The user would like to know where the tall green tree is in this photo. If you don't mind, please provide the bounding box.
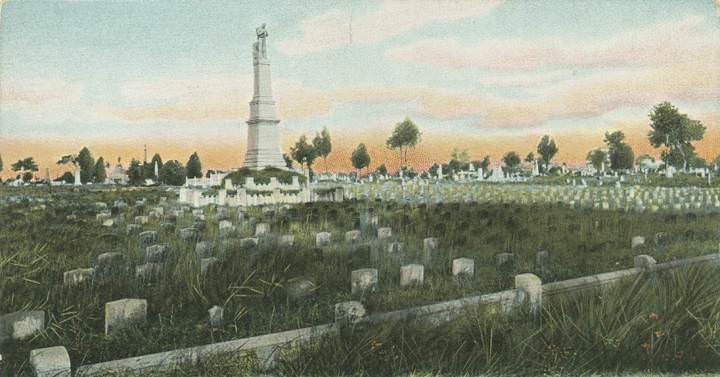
[127,159,143,185]
[524,152,535,163]
[375,164,387,176]
[604,131,634,170]
[386,117,421,167]
[586,149,608,173]
[11,157,38,182]
[648,102,705,171]
[502,151,521,173]
[160,160,186,185]
[93,157,107,183]
[77,147,95,184]
[290,135,317,171]
[351,143,371,178]
[186,152,202,178]
[313,127,332,170]
[472,156,491,172]
[536,135,558,172]
[0,153,3,172]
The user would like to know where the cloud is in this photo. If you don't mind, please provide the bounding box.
[386,15,718,70]
[0,78,84,107]
[98,75,334,123]
[277,0,502,55]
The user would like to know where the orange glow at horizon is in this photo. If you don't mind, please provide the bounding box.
[1,118,718,180]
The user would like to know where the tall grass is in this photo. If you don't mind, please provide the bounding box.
[1,186,718,375]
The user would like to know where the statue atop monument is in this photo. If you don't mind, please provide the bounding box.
[254,23,268,59]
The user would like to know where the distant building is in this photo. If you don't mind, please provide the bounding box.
[106,158,129,185]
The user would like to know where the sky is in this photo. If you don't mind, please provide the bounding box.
[0,0,718,178]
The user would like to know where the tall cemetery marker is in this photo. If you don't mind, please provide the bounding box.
[243,24,286,169]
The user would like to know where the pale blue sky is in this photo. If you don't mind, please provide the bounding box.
[0,0,718,172]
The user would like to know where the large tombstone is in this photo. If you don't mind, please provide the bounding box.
[63,268,94,286]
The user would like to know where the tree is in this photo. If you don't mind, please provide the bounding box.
[160,160,186,186]
[586,149,608,172]
[313,127,332,170]
[77,147,95,184]
[474,156,491,172]
[11,157,38,182]
[0,154,3,172]
[351,143,371,177]
[127,159,143,185]
[648,102,705,171]
[290,135,317,171]
[524,152,535,163]
[93,157,107,183]
[604,131,634,170]
[375,164,387,176]
[59,171,74,184]
[502,151,521,173]
[386,117,421,167]
[186,152,202,178]
[536,135,558,172]
[283,153,293,169]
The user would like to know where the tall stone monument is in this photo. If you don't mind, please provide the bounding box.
[243,24,286,170]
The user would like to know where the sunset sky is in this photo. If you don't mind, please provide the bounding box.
[1,0,718,178]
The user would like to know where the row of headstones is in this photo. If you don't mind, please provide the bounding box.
[350,256,475,294]
[20,248,672,376]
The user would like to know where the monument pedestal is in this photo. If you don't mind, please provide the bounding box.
[243,26,285,170]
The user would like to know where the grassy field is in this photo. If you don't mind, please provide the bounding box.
[1,186,719,375]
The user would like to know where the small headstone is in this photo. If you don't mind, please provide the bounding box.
[255,222,271,237]
[345,230,362,244]
[208,305,224,327]
[138,231,158,250]
[134,215,149,225]
[400,264,424,287]
[316,232,332,247]
[96,252,124,272]
[0,310,45,343]
[631,236,645,249]
[285,278,317,299]
[29,346,71,377]
[377,227,392,242]
[240,237,259,249]
[351,268,378,295]
[135,262,161,280]
[200,257,219,274]
[105,298,147,335]
[145,244,169,263]
[452,258,474,277]
[126,224,142,235]
[423,237,439,265]
[179,227,197,241]
[195,241,215,258]
[536,251,549,273]
[387,241,404,254]
[496,253,514,266]
[515,273,542,313]
[63,268,94,286]
[634,254,657,269]
[279,234,295,247]
[218,220,233,230]
[334,301,366,325]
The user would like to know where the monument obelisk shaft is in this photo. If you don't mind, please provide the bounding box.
[243,24,286,170]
